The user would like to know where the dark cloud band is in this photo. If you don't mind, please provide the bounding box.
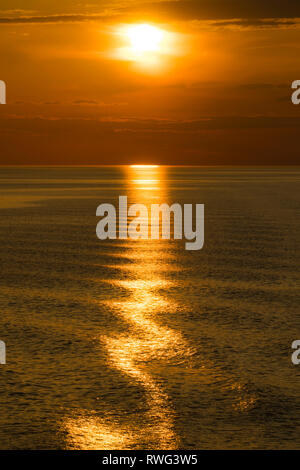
[1,0,300,23]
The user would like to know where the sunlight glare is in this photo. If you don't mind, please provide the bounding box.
[130,165,159,168]
[127,24,163,53]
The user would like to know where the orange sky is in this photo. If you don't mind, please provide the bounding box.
[0,1,300,164]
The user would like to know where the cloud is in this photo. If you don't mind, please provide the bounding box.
[207,18,300,30]
[0,115,299,165]
[238,83,288,90]
[1,115,300,132]
[0,14,114,24]
[129,0,300,21]
[1,1,300,24]
[73,100,100,105]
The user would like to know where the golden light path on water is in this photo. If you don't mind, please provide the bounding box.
[63,166,195,449]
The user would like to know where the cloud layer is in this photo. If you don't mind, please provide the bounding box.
[1,0,300,23]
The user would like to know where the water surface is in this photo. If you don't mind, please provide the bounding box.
[0,166,300,449]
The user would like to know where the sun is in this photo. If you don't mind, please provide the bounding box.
[130,165,159,168]
[126,24,164,53]
[113,23,175,68]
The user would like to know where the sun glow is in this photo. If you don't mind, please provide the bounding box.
[130,165,159,168]
[127,24,163,53]
[113,23,173,67]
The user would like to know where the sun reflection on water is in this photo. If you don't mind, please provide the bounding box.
[63,165,193,449]
[99,166,187,448]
